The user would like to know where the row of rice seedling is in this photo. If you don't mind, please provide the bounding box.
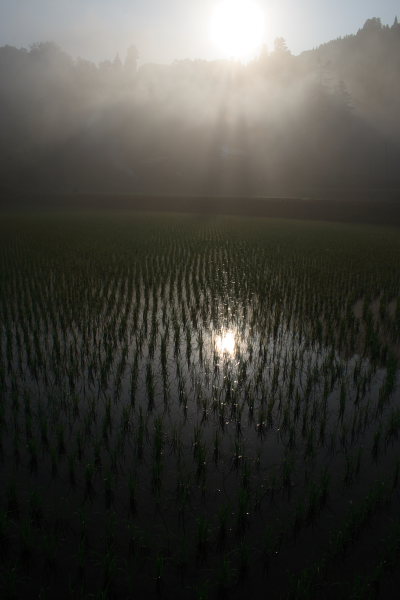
[0,214,399,598]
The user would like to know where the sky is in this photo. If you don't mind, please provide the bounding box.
[0,0,399,64]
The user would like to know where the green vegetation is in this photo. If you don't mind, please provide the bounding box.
[0,213,399,599]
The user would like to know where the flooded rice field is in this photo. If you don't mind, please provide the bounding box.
[0,213,399,599]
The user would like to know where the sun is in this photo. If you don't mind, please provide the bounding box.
[210,0,265,60]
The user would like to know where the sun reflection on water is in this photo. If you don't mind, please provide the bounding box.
[215,330,236,356]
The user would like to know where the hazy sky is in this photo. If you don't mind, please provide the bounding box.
[0,0,398,64]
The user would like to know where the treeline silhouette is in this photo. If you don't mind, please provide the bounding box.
[0,17,399,199]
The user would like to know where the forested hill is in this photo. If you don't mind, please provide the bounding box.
[0,17,399,199]
[300,18,400,139]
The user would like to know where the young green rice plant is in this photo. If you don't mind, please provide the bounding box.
[385,408,400,446]
[104,511,116,554]
[241,458,251,491]
[12,427,20,467]
[200,396,209,423]
[28,437,38,472]
[50,444,58,478]
[236,489,250,536]
[0,564,19,600]
[350,519,400,600]
[85,462,95,498]
[104,471,114,508]
[304,428,315,460]
[320,468,330,507]
[129,473,137,515]
[355,448,362,478]
[233,439,243,470]
[292,499,305,539]
[197,515,209,559]
[238,541,250,579]
[305,483,321,524]
[195,441,207,481]
[104,398,112,431]
[93,438,102,470]
[152,458,163,497]
[71,394,80,421]
[127,520,142,559]
[176,474,191,521]
[289,561,321,600]
[256,407,267,438]
[339,381,349,420]
[146,362,155,412]
[217,504,230,548]
[109,442,119,474]
[153,416,164,462]
[84,411,93,438]
[392,459,400,490]
[261,526,280,572]
[217,556,236,596]
[57,422,66,456]
[76,430,84,462]
[194,582,210,600]
[136,409,145,460]
[0,509,10,554]
[6,479,18,518]
[1,210,400,598]
[155,551,167,593]
[39,411,49,450]
[67,451,76,488]
[174,533,189,575]
[340,422,348,451]
[101,549,117,594]
[121,404,132,434]
[129,356,139,408]
[41,531,58,574]
[29,489,43,528]
[19,518,34,563]
[281,454,295,494]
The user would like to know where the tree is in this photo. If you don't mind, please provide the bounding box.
[125,45,139,74]
[259,44,269,61]
[29,42,72,71]
[361,18,382,33]
[113,54,122,70]
[273,37,291,55]
[334,80,353,112]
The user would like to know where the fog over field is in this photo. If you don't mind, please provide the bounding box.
[1,4,400,600]
[1,17,400,198]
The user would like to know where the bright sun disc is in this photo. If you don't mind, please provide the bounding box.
[210,0,265,60]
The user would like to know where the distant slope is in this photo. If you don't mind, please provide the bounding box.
[0,18,399,198]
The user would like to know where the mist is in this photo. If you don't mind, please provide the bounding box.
[0,17,399,200]
[2,7,400,600]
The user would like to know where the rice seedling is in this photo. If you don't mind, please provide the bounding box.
[6,480,18,518]
[217,556,236,595]
[19,518,34,563]
[29,490,43,527]
[0,565,19,600]
[0,213,399,598]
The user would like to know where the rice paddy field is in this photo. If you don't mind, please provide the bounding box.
[0,212,399,599]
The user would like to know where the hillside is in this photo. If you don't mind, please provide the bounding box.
[0,17,399,199]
